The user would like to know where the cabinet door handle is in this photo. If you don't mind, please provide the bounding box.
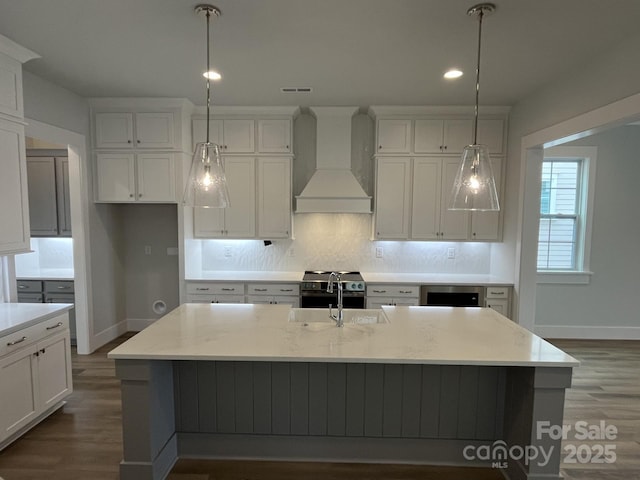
[280,289,293,292]
[18,285,27,289]
[373,289,387,293]
[221,288,235,292]
[196,287,210,291]
[46,322,64,330]
[443,145,447,150]
[399,290,413,294]
[57,286,71,290]
[254,288,268,292]
[7,336,27,346]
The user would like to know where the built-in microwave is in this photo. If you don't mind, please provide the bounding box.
[419,285,485,307]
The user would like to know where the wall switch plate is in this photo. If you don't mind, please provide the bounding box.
[144,245,152,255]
[375,246,383,258]
[288,247,295,257]
[224,245,232,257]
[447,247,455,259]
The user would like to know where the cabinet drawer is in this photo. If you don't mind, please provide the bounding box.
[18,293,44,303]
[247,283,299,296]
[0,315,68,358]
[186,282,244,295]
[44,280,74,294]
[485,287,509,298]
[366,285,419,298]
[186,294,245,304]
[17,280,43,293]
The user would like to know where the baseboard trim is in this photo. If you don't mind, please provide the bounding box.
[127,318,156,332]
[535,325,640,340]
[92,319,129,349]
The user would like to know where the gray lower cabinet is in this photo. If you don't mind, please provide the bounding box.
[17,279,76,342]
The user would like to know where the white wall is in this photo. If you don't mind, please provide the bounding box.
[501,30,640,331]
[536,126,640,330]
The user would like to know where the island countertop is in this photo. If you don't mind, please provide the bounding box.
[108,304,578,367]
[0,303,74,337]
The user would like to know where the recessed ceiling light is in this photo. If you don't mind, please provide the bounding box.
[203,70,222,80]
[444,69,463,79]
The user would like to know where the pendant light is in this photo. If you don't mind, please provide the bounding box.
[183,4,230,208]
[449,3,499,212]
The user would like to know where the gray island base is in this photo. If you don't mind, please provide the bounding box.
[109,304,577,480]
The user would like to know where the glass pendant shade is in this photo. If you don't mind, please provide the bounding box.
[183,142,230,208]
[449,144,499,211]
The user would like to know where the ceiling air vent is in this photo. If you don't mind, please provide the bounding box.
[280,87,313,93]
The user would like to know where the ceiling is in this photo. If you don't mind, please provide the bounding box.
[1,0,639,107]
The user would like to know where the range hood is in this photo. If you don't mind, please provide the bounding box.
[295,106,372,213]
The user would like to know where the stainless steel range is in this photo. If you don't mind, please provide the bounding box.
[300,271,365,309]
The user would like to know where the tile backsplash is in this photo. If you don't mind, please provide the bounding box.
[15,237,74,273]
[186,214,491,275]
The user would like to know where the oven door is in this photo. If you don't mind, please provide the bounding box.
[300,293,365,309]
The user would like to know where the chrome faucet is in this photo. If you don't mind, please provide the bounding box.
[327,272,344,327]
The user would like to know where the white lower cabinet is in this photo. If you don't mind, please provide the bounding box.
[247,283,300,307]
[485,286,511,319]
[366,284,420,308]
[96,152,176,202]
[185,282,245,303]
[0,315,72,446]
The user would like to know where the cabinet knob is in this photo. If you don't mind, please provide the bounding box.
[129,194,134,198]
[127,140,132,144]
[444,145,447,150]
[139,193,143,198]
[137,139,141,144]
[286,145,289,149]
[378,145,382,149]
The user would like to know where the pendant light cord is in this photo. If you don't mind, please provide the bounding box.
[205,9,211,145]
[472,8,484,146]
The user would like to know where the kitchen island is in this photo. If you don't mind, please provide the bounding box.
[109,304,577,480]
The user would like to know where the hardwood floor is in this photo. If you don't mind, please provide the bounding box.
[0,335,637,479]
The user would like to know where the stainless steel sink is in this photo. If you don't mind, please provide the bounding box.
[288,308,389,325]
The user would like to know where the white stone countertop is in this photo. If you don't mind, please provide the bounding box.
[186,271,304,282]
[361,273,513,285]
[0,303,73,337]
[108,304,577,367]
[16,268,75,280]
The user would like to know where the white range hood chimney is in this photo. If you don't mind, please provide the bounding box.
[295,106,372,213]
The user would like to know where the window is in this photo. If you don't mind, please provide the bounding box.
[537,147,596,283]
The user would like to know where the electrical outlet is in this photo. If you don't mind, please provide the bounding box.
[288,247,295,257]
[447,247,455,259]
[224,245,232,257]
[375,246,383,258]
[144,245,152,255]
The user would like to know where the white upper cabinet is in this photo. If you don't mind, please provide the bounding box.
[0,40,38,255]
[194,157,256,238]
[258,119,291,153]
[374,158,412,239]
[439,158,470,240]
[0,119,30,254]
[95,112,175,149]
[96,153,176,203]
[257,157,291,238]
[477,118,505,154]
[414,119,473,154]
[470,157,503,241]
[410,158,441,240]
[192,118,255,153]
[376,119,412,154]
